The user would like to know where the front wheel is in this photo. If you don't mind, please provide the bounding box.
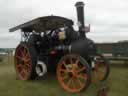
[57,54,91,93]
[92,54,110,82]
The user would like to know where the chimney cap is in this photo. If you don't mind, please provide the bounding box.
[75,1,84,7]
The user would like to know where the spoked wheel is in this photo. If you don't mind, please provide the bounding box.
[15,42,37,80]
[57,54,91,93]
[92,54,110,82]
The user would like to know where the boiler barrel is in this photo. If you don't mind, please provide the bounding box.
[70,38,97,57]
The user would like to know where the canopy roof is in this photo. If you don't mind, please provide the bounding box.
[9,16,73,32]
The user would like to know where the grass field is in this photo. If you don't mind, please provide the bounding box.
[0,57,128,96]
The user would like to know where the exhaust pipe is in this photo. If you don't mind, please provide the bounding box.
[75,1,85,38]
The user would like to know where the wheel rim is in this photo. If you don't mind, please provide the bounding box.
[15,45,31,80]
[57,55,88,93]
[93,55,108,81]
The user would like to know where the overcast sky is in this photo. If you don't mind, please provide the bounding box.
[0,0,128,48]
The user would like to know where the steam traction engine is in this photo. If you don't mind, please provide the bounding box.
[9,2,109,93]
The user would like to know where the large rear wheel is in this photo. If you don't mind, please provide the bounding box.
[57,54,91,93]
[15,42,37,80]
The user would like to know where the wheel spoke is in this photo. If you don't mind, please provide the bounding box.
[95,63,106,77]
[24,58,30,62]
[62,75,69,80]
[25,67,30,73]
[72,78,79,89]
[62,61,71,72]
[24,52,30,60]
[17,64,22,68]
[23,48,27,57]
[20,69,25,77]
[60,69,67,73]
[71,79,77,89]
[20,49,24,57]
[97,69,106,73]
[67,78,73,87]
[62,61,67,68]
[97,69,105,75]
[97,73,104,80]
[24,63,30,69]
[16,56,22,60]
[76,78,83,88]
[98,63,105,68]
[77,74,88,80]
[78,66,86,72]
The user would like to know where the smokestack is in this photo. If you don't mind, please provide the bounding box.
[75,1,86,38]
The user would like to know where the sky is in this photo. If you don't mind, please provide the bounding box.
[0,0,128,48]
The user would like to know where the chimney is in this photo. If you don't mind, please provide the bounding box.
[75,1,86,38]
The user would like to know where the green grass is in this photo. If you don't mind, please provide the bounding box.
[0,60,128,96]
